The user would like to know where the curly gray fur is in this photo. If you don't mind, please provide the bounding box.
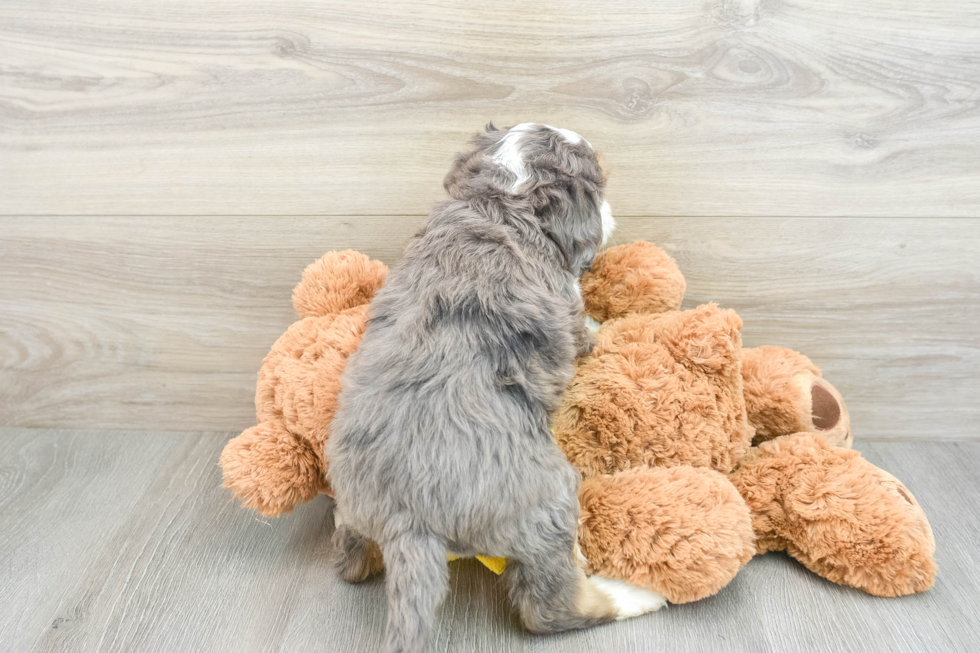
[328,123,616,653]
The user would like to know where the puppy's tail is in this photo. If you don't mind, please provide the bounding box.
[381,530,449,653]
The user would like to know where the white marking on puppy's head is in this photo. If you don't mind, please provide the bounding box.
[542,124,589,147]
[600,200,616,246]
[490,123,592,193]
[490,123,536,193]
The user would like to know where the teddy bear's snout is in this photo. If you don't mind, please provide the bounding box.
[811,382,841,431]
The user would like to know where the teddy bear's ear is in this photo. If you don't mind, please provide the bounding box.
[292,251,388,318]
[579,242,686,323]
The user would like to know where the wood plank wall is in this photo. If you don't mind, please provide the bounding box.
[1,1,978,439]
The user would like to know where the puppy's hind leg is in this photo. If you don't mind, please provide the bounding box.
[332,525,384,584]
[380,530,449,653]
[505,539,618,634]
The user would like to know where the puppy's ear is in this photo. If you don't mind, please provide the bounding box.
[443,130,507,200]
[533,182,602,277]
[443,147,484,199]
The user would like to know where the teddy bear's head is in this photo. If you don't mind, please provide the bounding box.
[563,241,854,482]
[560,242,754,477]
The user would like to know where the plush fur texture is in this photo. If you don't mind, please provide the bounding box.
[555,303,753,478]
[556,241,936,600]
[219,251,387,516]
[328,124,617,653]
[730,433,936,597]
[742,346,853,448]
[579,465,755,604]
[221,236,936,633]
[580,240,686,321]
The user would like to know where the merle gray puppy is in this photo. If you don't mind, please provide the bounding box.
[327,123,621,653]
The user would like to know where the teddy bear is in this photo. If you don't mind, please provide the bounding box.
[219,248,757,596]
[558,242,937,600]
[219,243,936,606]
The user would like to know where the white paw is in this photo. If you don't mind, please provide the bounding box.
[591,576,667,620]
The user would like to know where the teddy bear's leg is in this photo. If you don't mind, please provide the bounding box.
[578,465,755,604]
[219,421,326,517]
[730,433,936,597]
[741,346,852,448]
[331,524,384,583]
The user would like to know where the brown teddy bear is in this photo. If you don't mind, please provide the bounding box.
[560,242,937,601]
[219,248,756,600]
[220,243,935,607]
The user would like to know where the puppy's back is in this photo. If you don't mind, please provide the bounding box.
[328,200,578,532]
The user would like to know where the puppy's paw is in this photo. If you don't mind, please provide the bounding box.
[332,527,384,584]
[590,576,667,620]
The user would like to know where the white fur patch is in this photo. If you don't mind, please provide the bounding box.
[600,201,616,246]
[491,123,536,192]
[492,123,593,193]
[574,281,602,334]
[590,576,667,620]
[584,316,602,335]
[542,124,587,146]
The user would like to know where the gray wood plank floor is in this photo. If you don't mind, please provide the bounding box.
[1,429,977,652]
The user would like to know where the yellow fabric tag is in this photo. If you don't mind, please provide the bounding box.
[446,553,507,575]
[475,555,507,575]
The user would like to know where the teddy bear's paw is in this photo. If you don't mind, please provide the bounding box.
[791,463,937,597]
[580,242,686,322]
[219,422,325,517]
[807,378,852,448]
[733,434,937,596]
[590,576,667,620]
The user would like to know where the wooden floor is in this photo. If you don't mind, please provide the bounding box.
[1,429,977,653]
[2,2,979,651]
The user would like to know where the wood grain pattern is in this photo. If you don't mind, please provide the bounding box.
[1,216,977,440]
[1,0,979,216]
[0,429,977,652]
[615,217,980,443]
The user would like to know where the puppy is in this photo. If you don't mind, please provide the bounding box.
[328,123,623,653]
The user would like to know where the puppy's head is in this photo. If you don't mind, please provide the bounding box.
[444,123,615,276]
